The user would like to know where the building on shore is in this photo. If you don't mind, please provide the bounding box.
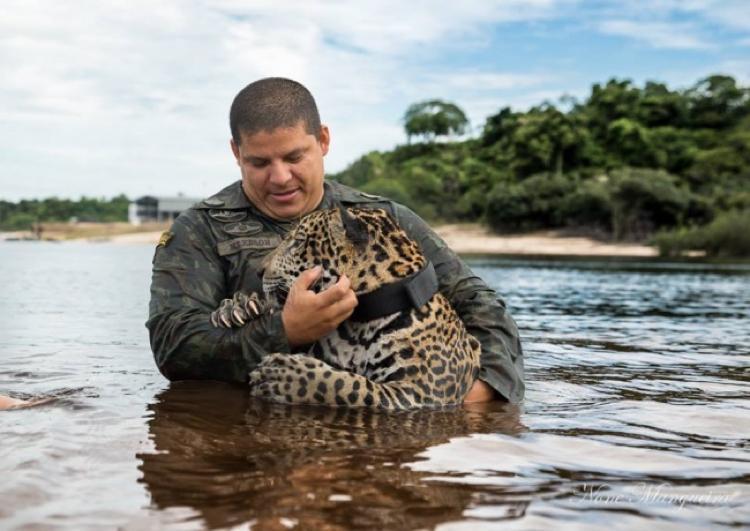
[128,195,201,225]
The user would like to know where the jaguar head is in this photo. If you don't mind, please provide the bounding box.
[260,206,424,310]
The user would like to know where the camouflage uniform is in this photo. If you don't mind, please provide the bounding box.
[147,180,525,403]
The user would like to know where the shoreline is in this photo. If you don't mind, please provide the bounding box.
[1,222,658,257]
[434,224,657,257]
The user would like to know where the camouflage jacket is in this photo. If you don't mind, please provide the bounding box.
[147,180,525,402]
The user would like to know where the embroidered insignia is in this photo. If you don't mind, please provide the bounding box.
[157,231,173,247]
[216,235,282,256]
[209,209,247,223]
[223,221,263,236]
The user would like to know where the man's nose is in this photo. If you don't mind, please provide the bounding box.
[268,161,292,185]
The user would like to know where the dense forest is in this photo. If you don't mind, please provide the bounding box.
[331,74,750,257]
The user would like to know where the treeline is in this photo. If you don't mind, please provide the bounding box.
[331,75,750,257]
[0,195,129,230]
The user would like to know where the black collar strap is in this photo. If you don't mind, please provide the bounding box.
[350,261,438,322]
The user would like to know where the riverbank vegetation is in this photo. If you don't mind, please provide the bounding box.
[331,74,749,257]
[0,195,129,231]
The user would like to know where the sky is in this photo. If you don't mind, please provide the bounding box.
[2,0,750,201]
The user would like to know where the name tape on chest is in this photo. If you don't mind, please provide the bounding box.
[217,234,281,256]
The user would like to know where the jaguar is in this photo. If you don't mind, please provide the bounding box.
[211,206,481,409]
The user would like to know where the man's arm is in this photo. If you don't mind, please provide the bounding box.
[393,204,525,403]
[147,210,290,382]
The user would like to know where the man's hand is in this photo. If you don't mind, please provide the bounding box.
[463,379,496,404]
[282,266,358,348]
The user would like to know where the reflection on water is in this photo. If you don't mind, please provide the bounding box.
[140,383,523,529]
[1,243,748,529]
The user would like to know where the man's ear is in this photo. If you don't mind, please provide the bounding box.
[230,138,241,165]
[338,205,369,251]
[319,125,330,156]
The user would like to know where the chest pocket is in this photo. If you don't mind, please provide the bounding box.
[223,248,269,295]
[219,234,281,295]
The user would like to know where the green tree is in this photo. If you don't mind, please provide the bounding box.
[513,104,590,176]
[330,152,388,189]
[606,118,662,167]
[481,105,594,178]
[686,75,750,129]
[638,81,687,127]
[403,100,469,143]
[582,78,642,140]
[360,178,413,207]
[481,107,518,147]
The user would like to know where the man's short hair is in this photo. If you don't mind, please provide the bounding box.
[230,78,322,144]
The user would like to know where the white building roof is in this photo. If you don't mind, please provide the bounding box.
[156,197,201,212]
[132,195,201,211]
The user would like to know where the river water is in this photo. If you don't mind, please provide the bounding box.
[1,242,748,529]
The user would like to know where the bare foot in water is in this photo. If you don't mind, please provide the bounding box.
[0,395,30,409]
[0,394,55,410]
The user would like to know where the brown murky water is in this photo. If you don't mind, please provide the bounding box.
[1,243,748,529]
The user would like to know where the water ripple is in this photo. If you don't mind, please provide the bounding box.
[1,247,748,528]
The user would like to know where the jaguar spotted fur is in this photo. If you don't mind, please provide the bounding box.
[211,206,481,409]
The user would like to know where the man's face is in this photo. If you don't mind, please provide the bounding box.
[231,122,330,220]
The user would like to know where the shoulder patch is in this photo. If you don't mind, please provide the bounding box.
[157,231,173,248]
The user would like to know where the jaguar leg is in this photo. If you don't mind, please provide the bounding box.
[248,354,435,410]
[210,291,265,328]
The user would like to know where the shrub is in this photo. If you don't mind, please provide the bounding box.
[556,179,613,230]
[1,213,37,231]
[652,210,750,258]
[486,173,575,231]
[609,168,691,240]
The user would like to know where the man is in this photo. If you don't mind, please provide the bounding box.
[148,78,524,404]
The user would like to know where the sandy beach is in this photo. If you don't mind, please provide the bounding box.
[1,222,657,257]
[434,223,657,257]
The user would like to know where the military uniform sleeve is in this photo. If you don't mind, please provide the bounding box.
[393,204,525,403]
[146,210,290,382]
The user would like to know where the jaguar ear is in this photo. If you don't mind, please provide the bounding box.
[338,205,369,250]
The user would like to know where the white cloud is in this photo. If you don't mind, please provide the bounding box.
[715,59,750,84]
[0,0,571,200]
[598,19,713,50]
[431,72,550,91]
[680,0,750,32]
[589,1,750,45]
[1,0,749,201]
